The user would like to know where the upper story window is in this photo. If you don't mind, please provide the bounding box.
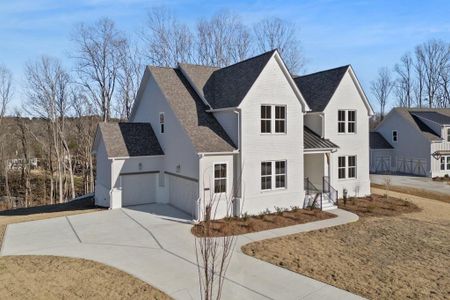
[392,130,398,142]
[159,112,165,134]
[214,163,227,193]
[261,105,271,133]
[447,128,450,142]
[261,105,286,134]
[338,110,356,133]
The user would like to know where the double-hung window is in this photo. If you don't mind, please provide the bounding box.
[261,160,287,190]
[447,128,450,142]
[441,156,450,171]
[338,156,357,179]
[261,105,286,133]
[214,164,227,193]
[338,110,356,133]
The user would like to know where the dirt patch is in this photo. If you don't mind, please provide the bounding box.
[192,208,336,237]
[338,194,420,218]
[371,183,450,204]
[242,194,450,299]
[0,255,171,300]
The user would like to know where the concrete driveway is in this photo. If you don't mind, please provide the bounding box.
[1,204,362,300]
[370,174,450,195]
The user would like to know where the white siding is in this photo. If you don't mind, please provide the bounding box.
[430,141,450,177]
[198,154,235,220]
[131,73,199,180]
[377,110,431,176]
[94,138,111,207]
[323,71,371,197]
[213,110,239,146]
[238,57,305,215]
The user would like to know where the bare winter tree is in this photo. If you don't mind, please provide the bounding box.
[196,11,251,67]
[24,56,74,203]
[415,39,450,108]
[72,18,127,121]
[116,41,143,120]
[0,65,13,204]
[253,17,305,73]
[371,67,394,120]
[394,53,414,107]
[143,7,194,67]
[15,111,32,208]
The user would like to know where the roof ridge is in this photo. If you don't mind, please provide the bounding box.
[215,49,276,71]
[295,65,350,78]
[178,63,220,69]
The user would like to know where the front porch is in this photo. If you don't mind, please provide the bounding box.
[304,152,338,210]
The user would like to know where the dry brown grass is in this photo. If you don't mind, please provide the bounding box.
[0,198,171,300]
[242,194,450,299]
[192,208,336,237]
[0,256,170,300]
[371,183,450,204]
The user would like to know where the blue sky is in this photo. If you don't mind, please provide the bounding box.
[1,0,450,110]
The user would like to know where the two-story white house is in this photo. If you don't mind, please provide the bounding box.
[370,108,450,177]
[92,50,373,220]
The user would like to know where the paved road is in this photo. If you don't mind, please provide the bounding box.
[1,204,362,300]
[370,174,450,195]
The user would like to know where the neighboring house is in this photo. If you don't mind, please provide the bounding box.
[370,108,450,177]
[92,50,373,220]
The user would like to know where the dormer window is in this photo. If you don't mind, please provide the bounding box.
[392,130,398,142]
[261,105,286,134]
[159,112,165,134]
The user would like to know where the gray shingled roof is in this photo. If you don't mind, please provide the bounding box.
[389,108,450,141]
[149,66,236,153]
[181,50,276,109]
[411,111,450,125]
[98,122,164,157]
[370,132,393,149]
[293,66,349,112]
[304,127,339,150]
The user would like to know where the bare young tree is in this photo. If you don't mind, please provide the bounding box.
[15,112,32,207]
[72,18,127,122]
[196,10,250,67]
[371,67,394,120]
[253,17,305,73]
[394,53,414,107]
[0,65,13,204]
[143,7,194,67]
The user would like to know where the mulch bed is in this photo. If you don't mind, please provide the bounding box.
[191,208,336,237]
[338,194,420,218]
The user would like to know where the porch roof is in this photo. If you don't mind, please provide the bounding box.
[304,127,339,151]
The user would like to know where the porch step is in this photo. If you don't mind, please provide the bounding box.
[322,201,337,211]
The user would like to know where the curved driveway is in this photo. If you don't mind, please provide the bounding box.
[1,204,362,300]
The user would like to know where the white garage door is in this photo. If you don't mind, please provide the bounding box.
[168,174,198,216]
[121,173,157,206]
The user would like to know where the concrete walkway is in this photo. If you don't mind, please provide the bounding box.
[1,204,362,300]
[370,174,450,195]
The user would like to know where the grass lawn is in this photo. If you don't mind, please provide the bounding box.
[0,198,171,300]
[192,208,336,237]
[242,192,450,299]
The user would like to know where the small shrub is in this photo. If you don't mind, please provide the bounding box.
[242,212,249,221]
[274,206,284,216]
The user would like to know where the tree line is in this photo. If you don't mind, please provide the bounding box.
[371,39,450,120]
[0,8,304,208]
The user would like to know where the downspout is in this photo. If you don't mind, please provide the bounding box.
[234,108,242,215]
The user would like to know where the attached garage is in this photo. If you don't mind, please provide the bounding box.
[121,172,158,206]
[93,122,164,209]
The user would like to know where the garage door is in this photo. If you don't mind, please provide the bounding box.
[168,174,198,216]
[121,173,157,206]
